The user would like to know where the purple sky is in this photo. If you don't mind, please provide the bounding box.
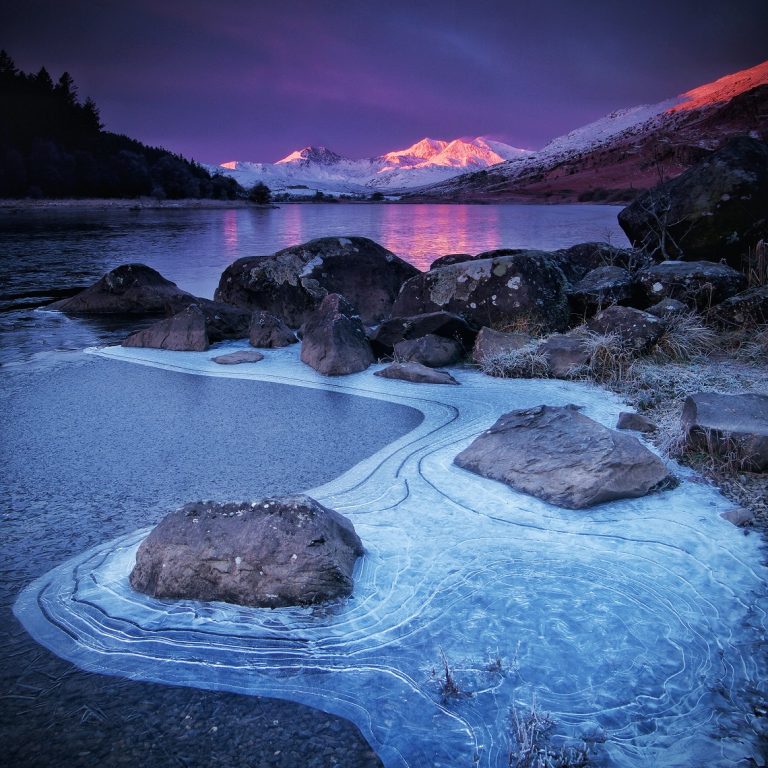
[4,0,766,164]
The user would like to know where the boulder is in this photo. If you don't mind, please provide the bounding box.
[429,253,477,269]
[616,411,657,433]
[708,286,768,328]
[471,327,532,364]
[211,350,264,365]
[249,310,298,347]
[453,404,674,509]
[300,294,375,376]
[391,249,569,333]
[569,266,634,316]
[393,334,463,367]
[682,392,768,471]
[374,362,459,385]
[121,300,251,351]
[536,333,590,377]
[646,298,689,318]
[720,507,754,527]
[214,237,418,326]
[586,306,666,352]
[49,263,196,315]
[370,311,477,353]
[618,136,768,265]
[635,260,746,310]
[122,305,209,351]
[129,495,364,608]
[552,243,640,285]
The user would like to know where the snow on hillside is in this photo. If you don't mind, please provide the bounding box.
[212,136,529,196]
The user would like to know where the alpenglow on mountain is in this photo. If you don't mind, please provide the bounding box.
[405,59,768,203]
[214,137,530,196]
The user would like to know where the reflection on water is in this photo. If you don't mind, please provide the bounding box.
[0,203,629,365]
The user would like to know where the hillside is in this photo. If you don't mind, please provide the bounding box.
[404,60,768,203]
[0,52,243,200]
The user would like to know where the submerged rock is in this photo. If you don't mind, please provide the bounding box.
[215,236,418,326]
[617,411,657,433]
[374,362,459,385]
[49,263,195,315]
[682,392,768,471]
[300,293,375,376]
[129,495,364,608]
[454,404,674,509]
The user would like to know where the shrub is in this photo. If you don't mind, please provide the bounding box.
[480,344,550,379]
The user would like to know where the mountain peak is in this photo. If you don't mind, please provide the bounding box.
[276,146,345,166]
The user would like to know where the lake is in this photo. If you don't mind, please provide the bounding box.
[2,203,765,768]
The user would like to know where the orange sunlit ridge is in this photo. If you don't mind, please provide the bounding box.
[668,59,768,113]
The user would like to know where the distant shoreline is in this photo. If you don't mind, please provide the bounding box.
[0,198,271,210]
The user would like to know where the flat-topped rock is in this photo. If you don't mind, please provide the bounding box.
[454,404,674,509]
[374,362,459,385]
[129,495,364,608]
[682,392,768,471]
[370,311,477,353]
[211,350,264,365]
[49,263,196,315]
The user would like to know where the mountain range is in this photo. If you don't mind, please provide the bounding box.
[215,59,767,202]
[214,137,529,197]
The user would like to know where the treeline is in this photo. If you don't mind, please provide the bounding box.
[0,51,244,200]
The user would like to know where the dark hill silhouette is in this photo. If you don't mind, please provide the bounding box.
[0,51,243,200]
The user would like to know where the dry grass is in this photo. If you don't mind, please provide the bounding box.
[743,239,768,289]
[480,344,551,379]
[651,312,717,362]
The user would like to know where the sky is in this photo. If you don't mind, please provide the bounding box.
[3,0,767,165]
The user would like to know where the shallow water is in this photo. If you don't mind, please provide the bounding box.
[13,344,768,767]
[0,203,628,365]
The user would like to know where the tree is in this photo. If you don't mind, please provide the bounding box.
[248,182,271,204]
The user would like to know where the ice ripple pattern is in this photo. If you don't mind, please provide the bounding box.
[14,343,768,767]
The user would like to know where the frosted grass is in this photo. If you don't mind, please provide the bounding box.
[14,342,767,767]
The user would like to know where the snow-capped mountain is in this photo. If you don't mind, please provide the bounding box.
[214,137,530,197]
[406,60,768,203]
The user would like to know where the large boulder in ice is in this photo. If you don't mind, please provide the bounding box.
[300,293,375,376]
[49,263,196,315]
[121,300,251,351]
[682,392,768,471]
[635,260,746,310]
[454,404,674,509]
[214,236,418,327]
[618,136,768,265]
[129,495,364,608]
[391,249,569,332]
